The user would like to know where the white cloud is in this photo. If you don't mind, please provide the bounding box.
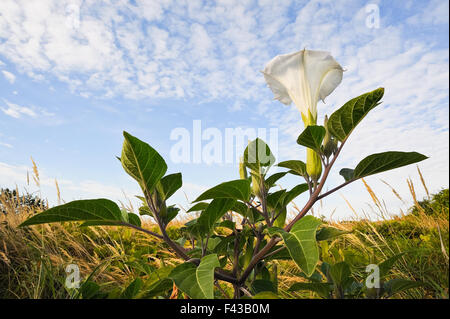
[2,70,15,83]
[407,0,449,26]
[228,101,243,112]
[0,99,56,119]
[0,142,13,148]
[1,100,37,118]
[0,0,272,100]
[0,0,447,106]
[0,0,448,218]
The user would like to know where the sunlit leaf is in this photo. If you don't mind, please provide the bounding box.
[277,160,307,177]
[243,138,276,172]
[169,254,220,299]
[328,88,384,141]
[20,199,129,227]
[193,179,251,202]
[121,131,167,195]
[352,152,428,179]
[297,125,326,153]
[267,216,322,276]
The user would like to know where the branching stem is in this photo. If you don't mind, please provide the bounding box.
[238,138,348,285]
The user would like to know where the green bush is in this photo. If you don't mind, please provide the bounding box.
[411,189,449,218]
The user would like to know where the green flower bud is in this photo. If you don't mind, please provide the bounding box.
[304,111,322,181]
[323,115,331,145]
[239,157,248,180]
[322,115,337,158]
[151,189,166,218]
[306,148,322,181]
[251,172,262,198]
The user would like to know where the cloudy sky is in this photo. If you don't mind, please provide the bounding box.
[0,0,448,220]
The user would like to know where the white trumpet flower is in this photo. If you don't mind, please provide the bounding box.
[263,49,343,181]
[263,49,343,125]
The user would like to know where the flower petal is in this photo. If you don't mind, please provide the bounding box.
[263,49,343,119]
[263,72,292,105]
[263,51,310,116]
[318,68,343,102]
[303,50,343,105]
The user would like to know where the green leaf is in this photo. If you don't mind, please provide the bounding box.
[329,262,351,288]
[243,138,276,172]
[267,216,322,276]
[264,246,290,260]
[267,190,286,210]
[251,280,277,294]
[328,88,384,142]
[79,281,102,299]
[183,218,204,239]
[277,160,307,177]
[378,253,406,278]
[163,205,180,225]
[138,205,152,217]
[187,202,209,213]
[197,198,236,235]
[339,168,354,182]
[231,201,249,216]
[252,291,279,299]
[316,226,351,241]
[297,270,323,283]
[384,279,424,297]
[139,266,174,298]
[128,213,142,227]
[158,173,182,200]
[273,207,287,228]
[20,199,127,227]
[352,151,428,180]
[288,282,332,299]
[121,131,167,195]
[169,254,220,299]
[216,220,235,231]
[80,211,141,227]
[206,237,223,252]
[296,125,326,153]
[120,277,143,299]
[265,172,288,188]
[281,183,309,207]
[241,237,254,269]
[193,179,251,202]
[142,278,173,298]
[212,236,235,255]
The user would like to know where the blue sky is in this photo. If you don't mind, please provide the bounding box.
[0,0,448,220]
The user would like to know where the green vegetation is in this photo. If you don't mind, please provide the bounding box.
[1,184,447,299]
[1,87,446,299]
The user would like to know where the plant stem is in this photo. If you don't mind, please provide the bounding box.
[238,138,348,285]
[262,246,285,259]
[316,179,354,200]
[232,228,240,277]
[285,138,347,231]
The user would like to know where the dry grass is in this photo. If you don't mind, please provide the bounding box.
[0,162,448,299]
[0,180,182,298]
[0,206,182,298]
[277,169,449,299]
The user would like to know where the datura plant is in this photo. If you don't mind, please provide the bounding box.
[20,49,427,299]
